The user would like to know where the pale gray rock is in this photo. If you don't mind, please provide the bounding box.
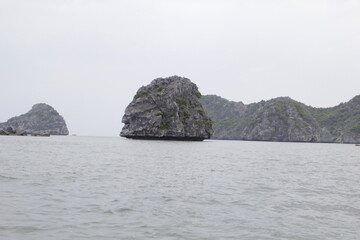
[0,103,68,135]
[335,133,360,144]
[120,76,213,140]
[0,127,27,136]
[31,132,50,137]
[15,128,27,136]
[319,128,334,143]
[239,97,320,142]
[6,127,16,134]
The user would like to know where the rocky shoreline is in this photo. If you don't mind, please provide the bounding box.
[0,127,27,136]
[125,136,208,141]
[0,126,51,137]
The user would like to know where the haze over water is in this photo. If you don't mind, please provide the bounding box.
[1,136,359,240]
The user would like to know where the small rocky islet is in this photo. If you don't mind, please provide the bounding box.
[0,103,68,137]
[120,76,213,141]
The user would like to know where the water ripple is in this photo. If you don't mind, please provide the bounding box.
[0,137,359,240]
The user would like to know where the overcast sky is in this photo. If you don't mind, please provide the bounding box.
[1,0,359,136]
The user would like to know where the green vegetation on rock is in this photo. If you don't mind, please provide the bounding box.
[176,97,190,121]
[194,90,202,98]
[308,96,360,136]
[153,86,165,92]
[134,89,149,99]
[160,117,170,130]
[200,94,360,143]
[196,107,205,116]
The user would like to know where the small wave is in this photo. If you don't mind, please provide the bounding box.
[116,207,133,213]
[230,200,252,206]
[104,208,134,214]
[0,174,17,180]
[0,226,43,233]
[161,196,173,202]
[309,203,360,215]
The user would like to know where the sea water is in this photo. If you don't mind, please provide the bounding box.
[0,136,359,240]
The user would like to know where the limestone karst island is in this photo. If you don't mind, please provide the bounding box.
[120,76,213,141]
[1,77,359,144]
[120,76,360,144]
[0,103,68,136]
[200,95,360,144]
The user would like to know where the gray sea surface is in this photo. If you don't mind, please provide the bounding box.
[0,136,359,240]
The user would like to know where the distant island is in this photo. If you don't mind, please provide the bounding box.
[0,103,69,136]
[1,85,358,144]
[200,95,360,144]
[120,76,213,141]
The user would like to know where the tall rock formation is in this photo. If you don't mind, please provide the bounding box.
[120,76,213,140]
[200,95,360,144]
[0,103,69,135]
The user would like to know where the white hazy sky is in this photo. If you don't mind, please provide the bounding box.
[1,0,359,136]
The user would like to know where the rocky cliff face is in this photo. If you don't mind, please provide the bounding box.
[120,76,213,140]
[200,95,360,143]
[0,103,69,135]
[239,97,321,142]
